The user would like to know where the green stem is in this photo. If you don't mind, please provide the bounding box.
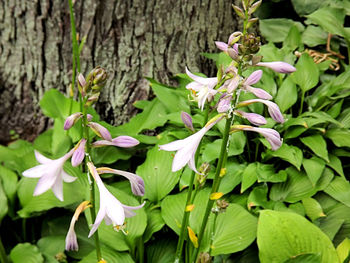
[299,91,305,115]
[82,105,102,261]
[0,236,8,263]
[208,212,219,255]
[192,116,232,262]
[138,237,144,263]
[68,0,80,73]
[174,106,210,262]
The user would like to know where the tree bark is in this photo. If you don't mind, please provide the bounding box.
[0,0,239,144]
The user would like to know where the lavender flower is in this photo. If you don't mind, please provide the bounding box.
[92,136,139,148]
[237,99,284,123]
[231,125,282,150]
[217,95,232,113]
[96,167,145,196]
[234,110,266,126]
[87,163,145,238]
[22,149,77,201]
[88,122,112,141]
[181,111,194,132]
[186,67,218,110]
[71,139,86,167]
[64,112,83,130]
[256,62,296,73]
[159,114,225,173]
[242,70,272,100]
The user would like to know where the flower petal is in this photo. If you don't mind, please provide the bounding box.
[22,164,47,178]
[245,70,262,86]
[34,151,53,164]
[51,175,64,201]
[33,174,56,196]
[88,206,106,238]
[112,136,139,148]
[62,171,77,183]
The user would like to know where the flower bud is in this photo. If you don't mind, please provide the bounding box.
[87,114,93,122]
[234,110,267,126]
[198,252,211,263]
[88,122,112,141]
[215,41,228,52]
[64,112,83,130]
[245,70,263,86]
[71,139,86,167]
[256,62,296,73]
[217,95,232,113]
[249,0,262,15]
[232,5,245,18]
[181,111,194,132]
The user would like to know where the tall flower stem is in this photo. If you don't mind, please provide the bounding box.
[191,115,232,262]
[174,106,210,262]
[82,104,102,260]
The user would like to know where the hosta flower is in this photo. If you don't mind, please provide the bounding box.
[64,112,83,130]
[256,62,296,73]
[181,111,194,132]
[231,125,282,150]
[88,122,112,141]
[217,94,232,113]
[71,139,86,167]
[234,110,266,126]
[65,201,91,251]
[186,67,218,110]
[159,114,225,173]
[87,163,145,238]
[242,70,272,100]
[22,149,77,201]
[237,99,284,123]
[96,167,145,196]
[92,136,139,148]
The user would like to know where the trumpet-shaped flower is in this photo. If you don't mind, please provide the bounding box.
[87,163,145,238]
[256,62,296,73]
[231,125,282,150]
[242,70,272,100]
[96,167,145,196]
[186,67,218,110]
[92,136,139,148]
[237,99,284,123]
[65,201,91,251]
[234,110,266,126]
[159,114,224,173]
[22,149,77,201]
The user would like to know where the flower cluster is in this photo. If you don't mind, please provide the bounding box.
[22,67,145,252]
[160,28,296,173]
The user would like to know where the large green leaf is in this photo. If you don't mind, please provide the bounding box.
[143,206,165,242]
[137,145,181,203]
[0,165,17,206]
[259,19,304,42]
[265,143,303,170]
[257,210,338,263]
[241,163,257,193]
[324,177,350,207]
[302,25,328,47]
[291,0,323,15]
[146,237,176,263]
[37,236,65,263]
[326,129,350,148]
[0,181,8,222]
[10,243,44,263]
[211,204,258,255]
[336,238,350,263]
[302,197,325,221]
[307,7,346,38]
[80,246,134,263]
[300,135,329,162]
[275,76,298,112]
[302,157,325,186]
[292,53,319,92]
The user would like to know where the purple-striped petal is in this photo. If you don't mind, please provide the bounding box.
[257,62,296,73]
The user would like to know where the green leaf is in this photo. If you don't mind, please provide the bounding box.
[300,135,329,162]
[283,25,303,51]
[326,129,350,147]
[149,78,190,113]
[80,246,134,263]
[302,197,326,221]
[276,76,298,112]
[0,180,8,222]
[137,145,181,203]
[292,53,319,92]
[218,161,245,194]
[10,243,44,263]
[257,210,338,263]
[336,238,350,263]
[248,185,269,209]
[283,253,322,263]
[327,154,344,178]
[259,19,304,43]
[211,204,258,255]
[302,157,325,186]
[37,236,65,263]
[302,25,328,47]
[265,143,303,170]
[307,7,346,38]
[257,163,287,183]
[146,237,176,263]
[0,165,18,206]
[324,177,350,207]
[241,163,257,193]
[291,0,323,15]
[90,146,133,165]
[40,89,70,119]
[143,207,165,242]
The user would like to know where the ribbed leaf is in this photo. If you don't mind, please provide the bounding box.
[257,210,338,263]
[302,157,325,186]
[302,197,325,221]
[300,135,329,162]
[324,177,350,207]
[10,243,44,263]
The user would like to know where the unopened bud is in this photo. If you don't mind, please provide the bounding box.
[198,252,212,263]
[88,122,112,141]
[249,0,262,14]
[87,114,93,122]
[232,5,245,18]
[64,112,83,130]
[246,18,259,30]
[216,199,229,212]
[227,48,239,61]
[85,92,100,106]
[181,111,194,132]
[252,55,262,65]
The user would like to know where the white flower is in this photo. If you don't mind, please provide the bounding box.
[186,67,218,110]
[87,163,145,238]
[22,149,77,201]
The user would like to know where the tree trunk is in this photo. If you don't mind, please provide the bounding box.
[0,0,239,144]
